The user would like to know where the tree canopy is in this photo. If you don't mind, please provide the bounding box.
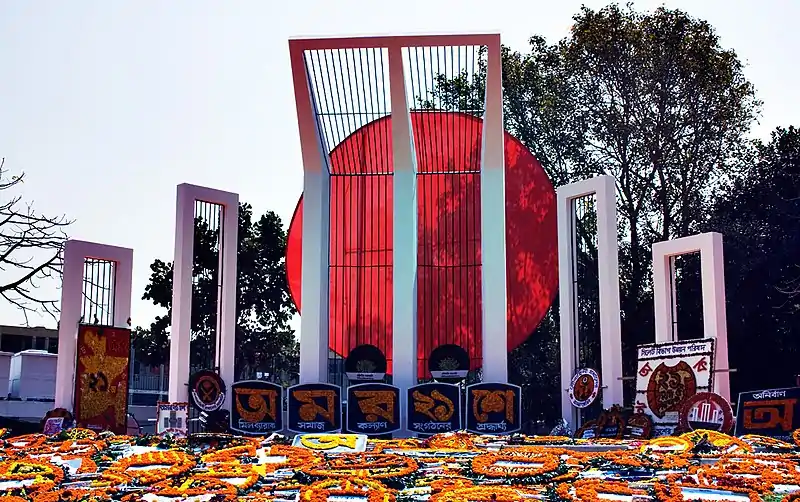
[427,3,762,421]
[132,203,298,383]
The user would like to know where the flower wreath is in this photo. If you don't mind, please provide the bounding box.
[196,463,260,491]
[150,476,238,499]
[298,478,396,502]
[639,436,693,453]
[426,433,475,451]
[555,479,646,502]
[32,487,117,502]
[303,453,418,479]
[430,486,536,502]
[0,458,64,492]
[471,451,560,479]
[104,450,195,485]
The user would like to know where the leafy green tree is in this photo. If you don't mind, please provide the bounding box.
[426,4,759,421]
[132,203,298,382]
[697,127,800,391]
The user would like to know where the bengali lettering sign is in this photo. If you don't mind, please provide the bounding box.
[406,382,461,434]
[346,383,400,435]
[73,325,131,434]
[156,402,189,437]
[734,387,800,440]
[287,383,342,434]
[465,382,521,435]
[635,339,715,436]
[229,380,283,435]
[291,434,368,452]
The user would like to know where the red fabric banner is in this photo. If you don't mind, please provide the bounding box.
[73,325,131,434]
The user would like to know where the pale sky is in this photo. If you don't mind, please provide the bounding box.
[0,0,797,336]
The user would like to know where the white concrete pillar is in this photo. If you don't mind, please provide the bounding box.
[556,176,624,427]
[388,44,419,436]
[289,40,331,384]
[652,232,730,401]
[479,35,509,383]
[168,184,238,409]
[55,240,133,410]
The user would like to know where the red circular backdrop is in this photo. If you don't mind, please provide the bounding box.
[286,112,558,376]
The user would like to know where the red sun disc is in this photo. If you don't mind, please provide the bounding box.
[286,112,558,376]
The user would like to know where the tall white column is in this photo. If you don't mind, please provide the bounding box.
[289,40,331,384]
[388,44,419,436]
[556,176,623,427]
[652,232,730,401]
[55,240,133,410]
[168,184,239,409]
[480,36,508,383]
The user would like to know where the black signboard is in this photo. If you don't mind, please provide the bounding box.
[189,370,226,412]
[735,387,800,439]
[465,382,522,435]
[229,380,283,435]
[287,383,342,434]
[407,382,461,434]
[346,383,400,435]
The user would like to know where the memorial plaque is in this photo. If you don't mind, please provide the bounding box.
[735,387,800,440]
[230,380,283,435]
[156,402,189,437]
[346,383,400,435]
[407,382,461,434]
[287,383,342,434]
[465,382,521,435]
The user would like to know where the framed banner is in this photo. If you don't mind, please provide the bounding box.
[287,383,342,434]
[189,370,226,412]
[407,382,461,434]
[634,339,714,436]
[73,325,131,434]
[156,402,189,437]
[734,387,800,440]
[230,380,283,435]
[465,382,522,435]
[346,383,400,435]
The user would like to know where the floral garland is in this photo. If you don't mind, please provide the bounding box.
[303,453,419,479]
[471,451,560,478]
[430,486,536,501]
[371,438,425,453]
[0,458,65,491]
[640,436,692,453]
[32,487,116,502]
[555,479,646,501]
[426,433,475,450]
[298,477,396,502]
[196,462,261,491]
[103,449,195,485]
[150,476,238,499]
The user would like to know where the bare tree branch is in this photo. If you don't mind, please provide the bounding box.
[0,158,73,324]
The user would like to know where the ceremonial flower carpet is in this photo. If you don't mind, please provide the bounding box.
[1,429,800,501]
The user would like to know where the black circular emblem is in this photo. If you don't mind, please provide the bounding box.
[345,344,387,381]
[189,370,226,412]
[429,344,470,382]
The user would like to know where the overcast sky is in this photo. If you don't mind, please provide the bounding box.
[0,0,797,338]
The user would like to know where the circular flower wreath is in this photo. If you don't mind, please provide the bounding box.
[0,458,64,492]
[430,486,536,502]
[150,476,238,499]
[104,450,195,485]
[303,453,418,479]
[471,450,561,479]
[299,478,396,502]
